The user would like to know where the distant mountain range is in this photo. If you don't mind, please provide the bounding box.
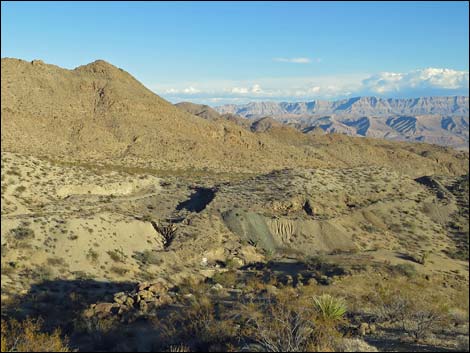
[215,96,469,149]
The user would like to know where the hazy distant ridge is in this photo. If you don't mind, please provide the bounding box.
[215,96,469,118]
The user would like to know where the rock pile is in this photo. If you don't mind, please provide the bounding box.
[83,281,172,322]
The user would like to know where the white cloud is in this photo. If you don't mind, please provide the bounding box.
[273,57,312,64]
[231,87,249,94]
[362,68,469,94]
[163,86,201,95]
[182,86,200,94]
[151,67,469,105]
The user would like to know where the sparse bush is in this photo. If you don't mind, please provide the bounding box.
[35,266,54,281]
[138,250,162,265]
[167,344,191,352]
[10,226,34,240]
[212,270,237,288]
[456,335,469,352]
[110,266,129,276]
[371,280,450,341]
[155,295,237,351]
[47,257,66,267]
[418,251,430,265]
[392,263,417,278]
[240,288,344,352]
[154,222,177,248]
[87,248,99,263]
[335,338,378,352]
[1,318,71,352]
[15,185,26,193]
[107,248,126,263]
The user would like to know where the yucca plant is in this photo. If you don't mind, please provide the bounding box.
[167,344,191,352]
[312,294,347,321]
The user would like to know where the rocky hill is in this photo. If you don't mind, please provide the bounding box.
[2,58,468,177]
[215,97,469,149]
[1,58,325,173]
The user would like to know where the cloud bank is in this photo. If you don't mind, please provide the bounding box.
[273,57,313,64]
[152,67,469,105]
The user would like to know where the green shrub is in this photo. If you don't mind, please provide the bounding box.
[392,263,417,278]
[139,250,162,265]
[107,248,126,263]
[10,226,34,240]
[86,249,99,264]
[312,294,347,321]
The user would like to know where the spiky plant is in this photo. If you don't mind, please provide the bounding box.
[167,344,191,352]
[312,294,347,321]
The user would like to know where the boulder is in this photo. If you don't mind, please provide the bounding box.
[138,282,150,291]
[139,300,148,312]
[137,290,154,301]
[113,293,128,304]
[125,297,135,307]
[359,323,369,336]
[211,283,224,292]
[229,257,244,268]
[148,282,167,294]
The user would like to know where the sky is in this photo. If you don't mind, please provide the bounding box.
[2,1,469,105]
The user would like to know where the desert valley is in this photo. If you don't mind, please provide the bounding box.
[1,2,469,352]
[1,57,469,352]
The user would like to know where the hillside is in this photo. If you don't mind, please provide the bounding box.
[3,58,467,177]
[176,101,469,177]
[1,58,323,173]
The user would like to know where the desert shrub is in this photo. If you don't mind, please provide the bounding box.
[1,243,8,258]
[15,185,27,193]
[35,266,55,281]
[404,305,450,341]
[107,248,126,263]
[312,294,347,322]
[391,263,417,278]
[176,276,208,296]
[46,257,67,267]
[409,251,430,265]
[335,338,378,352]
[87,248,99,263]
[154,222,177,248]
[141,214,153,222]
[211,270,238,288]
[389,223,402,233]
[240,290,317,351]
[166,344,191,352]
[110,266,129,276]
[154,296,237,351]
[138,250,163,265]
[240,288,344,351]
[74,314,116,340]
[456,335,469,352]
[1,318,71,352]
[10,226,34,240]
[370,280,450,341]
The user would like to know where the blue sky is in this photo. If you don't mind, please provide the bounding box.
[2,1,469,105]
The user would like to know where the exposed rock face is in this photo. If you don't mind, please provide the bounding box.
[215,97,470,149]
[216,97,469,118]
